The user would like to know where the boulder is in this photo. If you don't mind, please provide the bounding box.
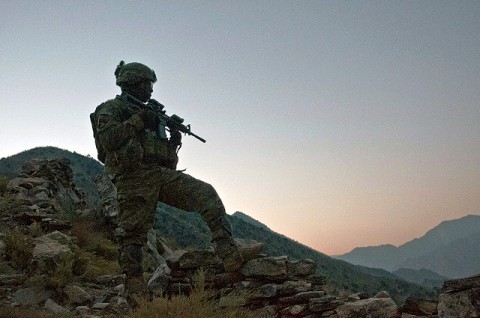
[249,305,276,317]
[166,249,219,269]
[218,294,248,307]
[442,274,480,293]
[308,275,327,288]
[241,256,288,281]
[438,288,480,318]
[279,304,308,316]
[44,298,70,315]
[335,297,398,318]
[309,295,342,313]
[348,293,361,301]
[64,284,93,305]
[278,280,312,296]
[235,238,264,261]
[287,259,316,278]
[95,275,123,286]
[399,297,438,316]
[45,230,73,244]
[374,290,390,298]
[148,263,171,293]
[92,302,110,310]
[32,235,73,273]
[249,283,277,299]
[11,287,51,306]
[279,291,327,306]
[7,177,47,191]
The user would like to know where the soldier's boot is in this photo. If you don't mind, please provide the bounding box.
[119,243,149,305]
[210,217,244,272]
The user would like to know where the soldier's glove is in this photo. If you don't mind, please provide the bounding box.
[138,109,158,130]
[169,128,182,147]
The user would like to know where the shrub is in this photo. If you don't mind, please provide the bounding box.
[29,221,44,237]
[0,307,53,318]
[71,220,117,260]
[48,253,75,289]
[81,255,121,282]
[125,290,251,318]
[3,229,33,269]
[0,259,14,274]
[65,218,121,283]
[0,175,9,195]
[69,245,120,281]
[0,193,16,217]
[126,269,251,318]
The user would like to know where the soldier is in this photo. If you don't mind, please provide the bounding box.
[91,61,243,298]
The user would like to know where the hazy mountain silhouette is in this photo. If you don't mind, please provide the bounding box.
[392,268,449,289]
[335,215,480,278]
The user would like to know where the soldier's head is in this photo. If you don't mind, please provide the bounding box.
[115,61,157,102]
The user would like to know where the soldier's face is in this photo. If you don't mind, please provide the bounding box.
[136,81,154,102]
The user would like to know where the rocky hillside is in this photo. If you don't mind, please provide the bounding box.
[0,158,406,318]
[335,215,480,278]
[0,147,438,304]
[1,152,479,317]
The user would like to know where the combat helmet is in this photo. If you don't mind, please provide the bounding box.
[115,61,157,87]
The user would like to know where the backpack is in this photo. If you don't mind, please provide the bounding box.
[90,111,106,163]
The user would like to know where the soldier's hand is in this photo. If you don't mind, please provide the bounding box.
[138,109,158,130]
[170,128,182,146]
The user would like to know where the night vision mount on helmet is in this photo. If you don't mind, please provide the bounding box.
[115,61,157,87]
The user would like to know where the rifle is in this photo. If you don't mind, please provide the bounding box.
[124,94,206,143]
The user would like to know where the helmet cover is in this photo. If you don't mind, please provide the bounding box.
[115,61,157,86]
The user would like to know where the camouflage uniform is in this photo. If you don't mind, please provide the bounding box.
[91,62,242,296]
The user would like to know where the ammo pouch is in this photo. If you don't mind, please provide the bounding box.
[113,137,144,170]
[142,131,178,169]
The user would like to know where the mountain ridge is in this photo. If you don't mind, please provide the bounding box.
[335,215,480,278]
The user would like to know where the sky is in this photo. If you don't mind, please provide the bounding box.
[1,1,479,255]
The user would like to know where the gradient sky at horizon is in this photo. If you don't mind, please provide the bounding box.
[1,1,479,255]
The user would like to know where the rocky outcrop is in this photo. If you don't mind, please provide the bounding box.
[140,228,404,318]
[8,158,480,318]
[4,158,92,232]
[438,274,480,318]
[398,297,438,317]
[95,171,118,225]
[397,274,480,318]
[0,159,123,316]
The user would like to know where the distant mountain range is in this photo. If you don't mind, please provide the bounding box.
[335,215,480,278]
[0,146,440,303]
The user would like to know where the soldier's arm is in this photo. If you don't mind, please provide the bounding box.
[96,102,144,152]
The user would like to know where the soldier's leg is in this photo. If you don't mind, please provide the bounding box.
[156,168,243,271]
[114,171,159,297]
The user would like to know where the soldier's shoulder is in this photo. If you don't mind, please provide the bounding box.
[94,96,125,113]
